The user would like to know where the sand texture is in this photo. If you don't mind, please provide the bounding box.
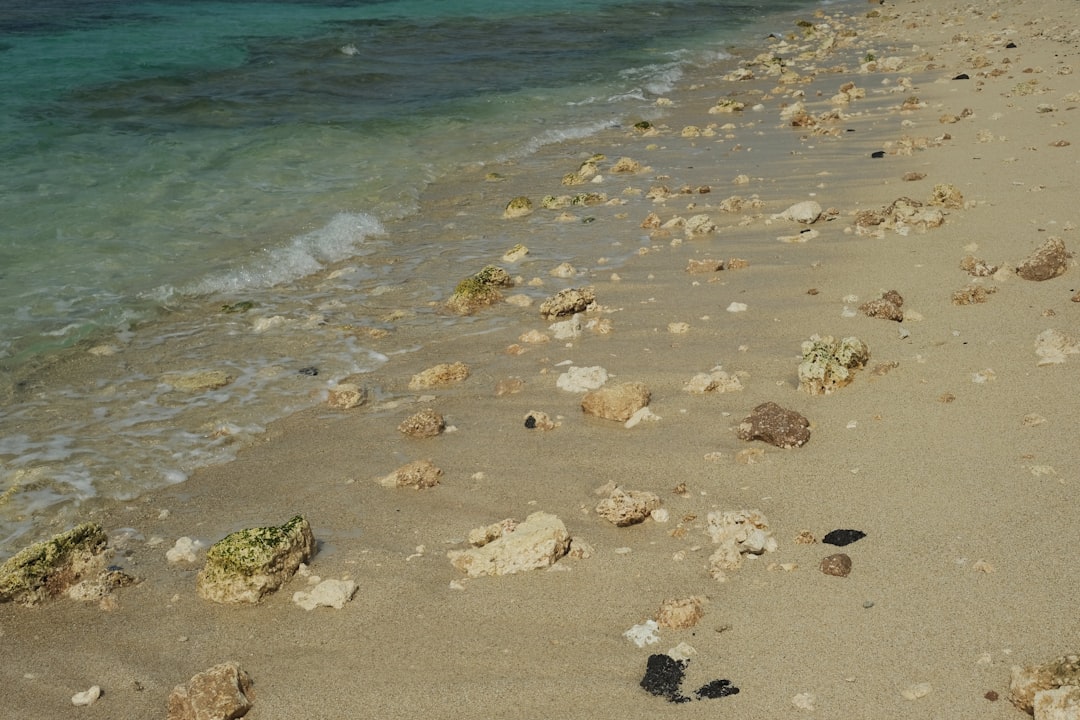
[3,0,1079,717]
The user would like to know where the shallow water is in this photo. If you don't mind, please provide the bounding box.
[0,0,837,555]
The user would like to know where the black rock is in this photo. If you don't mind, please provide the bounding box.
[871,150,886,159]
[1006,42,1017,49]
[696,679,740,699]
[953,73,970,80]
[524,415,537,429]
[298,366,319,376]
[823,529,866,547]
[641,654,690,703]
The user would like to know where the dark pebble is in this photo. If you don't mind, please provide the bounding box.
[641,654,690,703]
[524,415,537,429]
[298,366,319,376]
[871,150,886,158]
[823,529,866,546]
[1006,42,1017,48]
[953,73,970,80]
[985,690,999,701]
[696,679,740,700]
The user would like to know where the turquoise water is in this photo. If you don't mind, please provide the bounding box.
[0,0,833,552]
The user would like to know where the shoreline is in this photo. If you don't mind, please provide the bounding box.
[3,0,1080,717]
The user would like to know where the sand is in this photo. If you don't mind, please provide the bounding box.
[3,0,1079,717]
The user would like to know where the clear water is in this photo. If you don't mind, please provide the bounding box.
[0,0,832,553]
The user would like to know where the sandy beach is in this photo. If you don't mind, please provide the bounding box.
[3,0,1079,717]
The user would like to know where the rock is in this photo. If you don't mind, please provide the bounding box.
[820,553,852,577]
[1010,654,1080,715]
[166,537,205,564]
[167,662,254,720]
[447,511,571,577]
[1034,686,1080,720]
[684,367,742,394]
[706,509,778,580]
[1035,329,1080,366]
[798,334,870,395]
[326,382,366,409]
[378,459,442,489]
[196,516,316,604]
[467,518,518,547]
[66,568,137,603]
[639,654,740,704]
[685,258,725,274]
[539,287,596,319]
[292,578,356,611]
[737,402,810,449]
[1017,237,1071,281]
[502,243,529,262]
[685,214,717,236]
[0,522,108,606]
[582,382,651,422]
[556,366,608,393]
[929,183,964,209]
[952,285,997,305]
[445,265,512,314]
[860,290,904,321]
[408,362,471,390]
[397,409,445,438]
[656,596,706,629]
[853,197,945,236]
[549,315,583,339]
[524,411,559,430]
[71,686,102,706]
[502,196,533,218]
[595,486,662,526]
[960,255,1000,277]
[161,370,233,392]
[822,529,866,547]
[774,200,823,224]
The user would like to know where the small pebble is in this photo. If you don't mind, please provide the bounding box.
[863,600,875,609]
[820,553,852,577]
[71,686,101,706]
[298,366,319,376]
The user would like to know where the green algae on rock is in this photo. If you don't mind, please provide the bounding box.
[445,265,512,315]
[196,515,316,604]
[0,522,108,606]
[798,334,870,395]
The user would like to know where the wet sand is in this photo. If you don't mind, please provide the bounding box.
[3,0,1079,717]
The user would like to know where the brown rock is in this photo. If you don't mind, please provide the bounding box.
[167,662,254,720]
[581,382,650,422]
[737,402,810,449]
[539,287,597,319]
[860,290,904,321]
[656,596,706,629]
[398,409,445,438]
[1009,654,1080,715]
[326,383,366,409]
[408,362,470,390]
[929,183,964,208]
[960,255,999,277]
[820,553,852,577]
[1017,237,1071,281]
[952,285,997,305]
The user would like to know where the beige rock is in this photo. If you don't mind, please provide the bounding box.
[408,362,470,390]
[378,460,442,489]
[292,578,357,611]
[524,410,559,430]
[1034,686,1080,720]
[582,382,651,422]
[167,662,254,720]
[539,287,596,319]
[706,509,778,580]
[448,512,571,577]
[595,487,661,526]
[798,334,869,395]
[1010,654,1080,714]
[656,596,706,629]
[774,200,823,224]
[196,516,316,604]
[398,409,445,438]
[684,367,743,394]
[503,196,533,218]
[326,383,366,409]
[860,290,904,321]
[929,183,964,209]
[1035,329,1080,366]
[162,370,233,392]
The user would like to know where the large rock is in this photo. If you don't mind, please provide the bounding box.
[0,523,107,606]
[798,334,869,395]
[595,486,661,526]
[196,516,316,604]
[539,287,596,319]
[167,662,253,720]
[445,265,512,315]
[705,509,778,580]
[448,512,571,577]
[408,362,471,390]
[737,402,810,449]
[1017,237,1071,281]
[1035,687,1080,720]
[581,382,651,422]
[1010,654,1080,715]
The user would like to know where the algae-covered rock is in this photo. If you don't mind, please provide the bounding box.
[196,516,316,604]
[445,265,512,315]
[798,334,870,395]
[539,287,596,319]
[503,196,534,219]
[0,523,108,606]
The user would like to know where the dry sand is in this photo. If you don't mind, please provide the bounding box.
[3,0,1079,717]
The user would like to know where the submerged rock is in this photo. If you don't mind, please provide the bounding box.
[167,662,254,720]
[539,287,596,319]
[445,265,512,315]
[737,402,810,449]
[0,523,108,606]
[326,382,366,409]
[502,196,534,218]
[798,334,870,395]
[196,516,316,604]
[408,362,471,390]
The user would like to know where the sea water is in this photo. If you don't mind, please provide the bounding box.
[0,0,831,555]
